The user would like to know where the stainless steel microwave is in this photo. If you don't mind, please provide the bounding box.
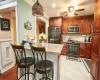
[68,26,80,33]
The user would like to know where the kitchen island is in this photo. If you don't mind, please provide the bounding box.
[24,43,63,80]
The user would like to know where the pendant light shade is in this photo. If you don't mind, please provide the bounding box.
[32,0,44,17]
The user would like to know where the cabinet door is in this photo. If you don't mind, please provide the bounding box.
[80,19,85,34]
[79,43,85,57]
[80,19,91,34]
[92,34,100,57]
[62,18,68,34]
[85,19,91,34]
[61,42,67,55]
[49,17,62,27]
[91,53,99,80]
[94,0,100,33]
[85,43,91,58]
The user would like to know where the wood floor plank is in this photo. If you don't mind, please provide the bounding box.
[0,66,17,80]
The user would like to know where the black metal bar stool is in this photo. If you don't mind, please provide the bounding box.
[30,46,54,80]
[11,44,36,80]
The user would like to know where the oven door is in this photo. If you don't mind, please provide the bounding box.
[67,44,79,57]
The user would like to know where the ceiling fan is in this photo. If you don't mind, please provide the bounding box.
[60,6,85,17]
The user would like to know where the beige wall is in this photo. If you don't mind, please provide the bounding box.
[0,12,12,39]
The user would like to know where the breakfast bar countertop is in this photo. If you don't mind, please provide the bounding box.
[24,43,63,80]
[25,43,63,55]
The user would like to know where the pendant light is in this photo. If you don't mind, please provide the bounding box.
[32,0,44,17]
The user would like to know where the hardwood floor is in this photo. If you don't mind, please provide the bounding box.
[0,66,17,80]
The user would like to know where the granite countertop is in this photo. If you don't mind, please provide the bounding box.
[61,41,92,44]
[25,43,63,55]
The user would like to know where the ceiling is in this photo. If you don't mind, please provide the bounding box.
[32,0,95,17]
[0,0,95,18]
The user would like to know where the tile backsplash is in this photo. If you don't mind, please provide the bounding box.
[62,34,91,42]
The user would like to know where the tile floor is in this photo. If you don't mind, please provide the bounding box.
[0,55,93,80]
[60,55,93,80]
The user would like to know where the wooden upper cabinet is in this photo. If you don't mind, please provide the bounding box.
[80,18,92,34]
[62,16,93,34]
[62,18,68,34]
[95,0,99,3]
[94,0,100,33]
[49,17,62,27]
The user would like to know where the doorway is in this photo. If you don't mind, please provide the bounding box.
[0,7,17,44]
[36,18,46,42]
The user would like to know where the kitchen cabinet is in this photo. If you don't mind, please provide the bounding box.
[91,34,100,80]
[49,17,62,27]
[61,41,67,55]
[79,43,91,58]
[62,18,68,34]
[85,43,91,58]
[62,16,93,34]
[94,0,100,33]
[80,18,92,34]
[79,43,85,57]
[91,53,99,80]
[95,0,99,3]
[92,34,100,57]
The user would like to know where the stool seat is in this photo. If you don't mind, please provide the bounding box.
[18,57,35,68]
[36,60,53,74]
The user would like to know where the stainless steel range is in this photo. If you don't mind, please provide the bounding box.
[67,41,80,60]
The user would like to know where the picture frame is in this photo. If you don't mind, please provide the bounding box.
[0,18,10,30]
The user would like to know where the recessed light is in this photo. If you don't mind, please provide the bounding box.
[52,3,56,8]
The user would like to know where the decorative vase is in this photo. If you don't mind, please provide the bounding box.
[42,41,45,45]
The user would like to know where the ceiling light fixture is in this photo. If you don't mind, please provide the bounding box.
[32,0,44,17]
[68,12,74,16]
[68,6,74,12]
[52,3,56,8]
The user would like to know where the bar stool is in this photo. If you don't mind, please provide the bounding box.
[11,44,36,80]
[30,46,54,80]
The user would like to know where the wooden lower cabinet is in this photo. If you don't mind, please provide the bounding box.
[91,53,99,80]
[79,43,85,57]
[79,43,91,58]
[61,42,67,55]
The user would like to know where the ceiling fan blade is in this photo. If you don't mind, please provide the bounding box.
[60,11,68,14]
[64,14,68,17]
[74,13,78,16]
[75,9,85,12]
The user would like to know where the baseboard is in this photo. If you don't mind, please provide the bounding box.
[0,63,15,74]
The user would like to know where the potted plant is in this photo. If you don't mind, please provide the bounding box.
[38,32,47,44]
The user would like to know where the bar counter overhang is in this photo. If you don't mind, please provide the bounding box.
[23,43,63,80]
